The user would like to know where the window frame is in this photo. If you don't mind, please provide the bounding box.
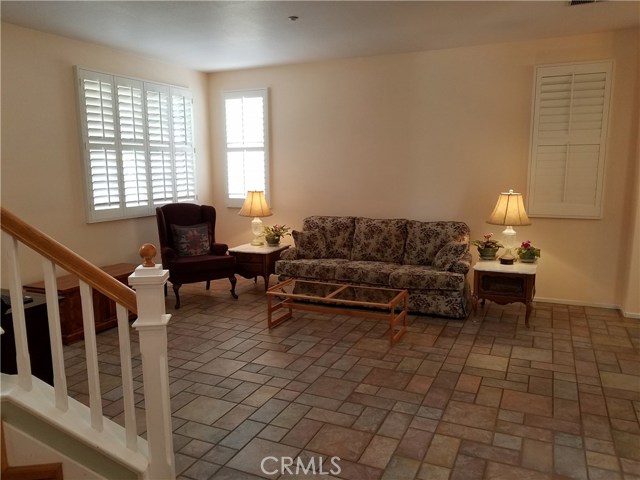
[74,66,197,223]
[222,88,270,208]
[526,60,613,219]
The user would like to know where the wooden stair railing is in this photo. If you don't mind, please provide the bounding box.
[1,207,175,479]
[0,208,136,314]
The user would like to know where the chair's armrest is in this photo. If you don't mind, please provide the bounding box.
[451,252,472,274]
[161,246,177,261]
[279,248,297,260]
[211,242,228,255]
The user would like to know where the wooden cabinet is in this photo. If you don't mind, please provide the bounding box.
[228,244,289,291]
[24,263,137,345]
[472,261,537,327]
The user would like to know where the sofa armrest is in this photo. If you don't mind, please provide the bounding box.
[279,248,298,260]
[211,242,228,255]
[450,252,472,274]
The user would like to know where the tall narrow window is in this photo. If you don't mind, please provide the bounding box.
[223,89,269,207]
[527,61,613,218]
[75,67,196,222]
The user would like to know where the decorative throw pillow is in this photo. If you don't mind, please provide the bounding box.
[433,241,468,271]
[292,230,328,259]
[171,223,211,256]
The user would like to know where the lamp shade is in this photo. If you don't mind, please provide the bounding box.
[487,189,531,226]
[238,191,273,218]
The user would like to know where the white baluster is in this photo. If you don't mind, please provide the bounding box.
[116,303,138,451]
[42,259,68,411]
[1,232,32,390]
[79,280,103,432]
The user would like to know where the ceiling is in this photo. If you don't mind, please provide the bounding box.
[2,1,639,72]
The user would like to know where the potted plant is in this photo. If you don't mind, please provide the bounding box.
[516,240,540,263]
[262,224,291,246]
[471,233,503,260]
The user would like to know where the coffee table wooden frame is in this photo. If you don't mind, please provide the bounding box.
[266,279,408,344]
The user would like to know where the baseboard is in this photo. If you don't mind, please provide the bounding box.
[534,296,640,319]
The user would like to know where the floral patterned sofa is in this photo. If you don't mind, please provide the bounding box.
[275,216,471,318]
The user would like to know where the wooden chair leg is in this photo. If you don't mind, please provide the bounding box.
[172,283,182,309]
[229,276,238,299]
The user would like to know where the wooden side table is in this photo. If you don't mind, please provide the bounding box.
[24,263,137,344]
[228,244,290,291]
[472,260,537,327]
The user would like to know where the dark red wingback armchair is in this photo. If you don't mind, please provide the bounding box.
[156,203,238,308]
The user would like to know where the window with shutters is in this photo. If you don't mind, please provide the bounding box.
[222,89,269,208]
[527,61,613,218]
[75,67,196,222]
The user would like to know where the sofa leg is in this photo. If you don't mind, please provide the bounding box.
[173,283,182,309]
[206,280,211,290]
[229,276,238,299]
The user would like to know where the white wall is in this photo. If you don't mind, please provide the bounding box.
[2,22,638,313]
[209,29,639,312]
[1,23,210,283]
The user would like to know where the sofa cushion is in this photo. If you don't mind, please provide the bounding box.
[275,258,349,281]
[171,223,210,256]
[292,230,327,259]
[433,241,469,271]
[303,216,356,259]
[350,218,407,263]
[389,265,466,291]
[335,261,401,286]
[403,221,470,266]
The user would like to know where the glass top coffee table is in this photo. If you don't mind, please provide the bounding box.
[266,279,408,344]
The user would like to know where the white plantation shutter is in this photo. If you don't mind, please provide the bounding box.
[172,90,196,201]
[223,89,269,207]
[76,67,196,222]
[527,61,612,218]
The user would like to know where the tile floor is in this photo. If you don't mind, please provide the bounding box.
[65,277,640,480]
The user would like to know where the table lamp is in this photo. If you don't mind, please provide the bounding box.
[486,189,531,265]
[238,191,272,246]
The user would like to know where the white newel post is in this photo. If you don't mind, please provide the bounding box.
[128,246,175,480]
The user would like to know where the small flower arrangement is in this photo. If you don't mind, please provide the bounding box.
[471,233,503,250]
[262,224,291,238]
[516,240,540,262]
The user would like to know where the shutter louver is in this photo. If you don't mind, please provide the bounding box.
[528,62,612,218]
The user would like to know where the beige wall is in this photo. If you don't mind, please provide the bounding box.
[2,22,638,314]
[210,29,639,312]
[1,23,210,283]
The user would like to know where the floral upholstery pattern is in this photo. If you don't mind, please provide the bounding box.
[389,265,466,291]
[409,291,468,319]
[276,258,349,281]
[275,216,471,318]
[351,218,407,263]
[403,221,470,266]
[292,230,328,259]
[170,223,210,256]
[335,261,401,286]
[433,241,469,271]
[302,216,356,259]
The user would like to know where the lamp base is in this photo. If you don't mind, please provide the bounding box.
[250,217,264,246]
[499,247,516,265]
